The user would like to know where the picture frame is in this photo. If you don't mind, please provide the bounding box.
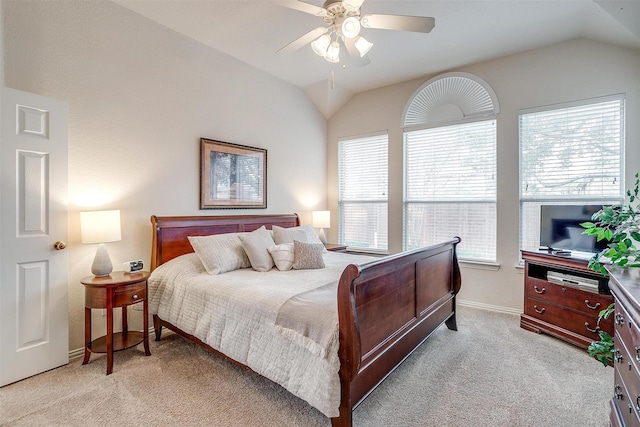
[200,138,267,209]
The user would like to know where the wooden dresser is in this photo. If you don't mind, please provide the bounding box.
[608,266,640,427]
[521,250,613,349]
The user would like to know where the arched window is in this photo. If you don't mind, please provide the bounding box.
[403,72,499,262]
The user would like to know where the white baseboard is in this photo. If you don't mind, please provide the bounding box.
[457,299,522,316]
[69,347,85,361]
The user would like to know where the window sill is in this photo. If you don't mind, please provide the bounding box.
[459,259,501,271]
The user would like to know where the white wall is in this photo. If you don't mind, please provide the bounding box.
[3,0,327,351]
[328,38,640,313]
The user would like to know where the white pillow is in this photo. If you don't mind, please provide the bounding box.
[292,240,325,270]
[272,225,326,252]
[267,243,295,271]
[187,233,250,275]
[238,226,275,272]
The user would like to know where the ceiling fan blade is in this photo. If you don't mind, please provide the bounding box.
[361,14,435,33]
[276,26,329,55]
[275,0,328,17]
[343,37,370,67]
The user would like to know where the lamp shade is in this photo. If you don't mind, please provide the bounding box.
[81,210,121,243]
[355,36,373,57]
[312,211,331,229]
[311,34,331,57]
[324,41,340,63]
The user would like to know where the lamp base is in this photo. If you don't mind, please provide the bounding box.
[91,243,113,277]
[318,228,327,245]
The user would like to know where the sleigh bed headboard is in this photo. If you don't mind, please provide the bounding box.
[150,214,300,271]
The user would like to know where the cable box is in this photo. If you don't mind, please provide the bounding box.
[547,270,599,291]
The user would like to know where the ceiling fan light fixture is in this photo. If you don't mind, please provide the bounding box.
[341,16,360,39]
[354,36,373,57]
[311,34,331,56]
[324,40,340,63]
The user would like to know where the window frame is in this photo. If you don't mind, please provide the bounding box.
[403,118,498,262]
[338,131,389,253]
[518,94,626,254]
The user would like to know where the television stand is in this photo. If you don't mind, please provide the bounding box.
[520,249,613,350]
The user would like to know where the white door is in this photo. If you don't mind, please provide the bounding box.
[0,87,69,386]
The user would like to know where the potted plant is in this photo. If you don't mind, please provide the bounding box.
[581,172,640,366]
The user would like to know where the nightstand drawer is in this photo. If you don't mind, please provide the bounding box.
[114,282,146,307]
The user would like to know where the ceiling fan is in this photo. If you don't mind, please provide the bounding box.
[276,0,435,67]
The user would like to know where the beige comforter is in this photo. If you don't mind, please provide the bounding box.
[147,251,375,418]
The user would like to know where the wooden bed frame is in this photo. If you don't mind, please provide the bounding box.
[150,214,462,427]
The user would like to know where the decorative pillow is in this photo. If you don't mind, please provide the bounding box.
[267,243,295,271]
[292,240,325,270]
[272,225,327,252]
[238,226,275,272]
[187,233,250,275]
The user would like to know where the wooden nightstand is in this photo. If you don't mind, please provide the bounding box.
[325,243,348,253]
[81,271,151,374]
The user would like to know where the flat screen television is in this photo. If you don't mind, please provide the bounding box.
[539,204,609,254]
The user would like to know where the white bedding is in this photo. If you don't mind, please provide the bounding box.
[147,251,375,418]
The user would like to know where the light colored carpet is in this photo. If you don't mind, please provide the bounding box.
[0,307,612,426]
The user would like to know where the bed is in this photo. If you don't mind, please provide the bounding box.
[149,213,461,427]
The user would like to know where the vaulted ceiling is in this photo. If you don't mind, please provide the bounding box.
[114,0,640,117]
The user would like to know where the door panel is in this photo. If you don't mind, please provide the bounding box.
[1,87,69,386]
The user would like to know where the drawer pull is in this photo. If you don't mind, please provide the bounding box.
[132,294,139,300]
[533,305,545,314]
[614,348,623,363]
[533,286,545,294]
[584,300,600,310]
[615,312,625,326]
[615,384,623,400]
[585,322,600,334]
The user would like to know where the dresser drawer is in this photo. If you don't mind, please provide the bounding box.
[616,330,640,424]
[524,297,613,339]
[614,365,640,426]
[525,277,611,316]
[113,282,146,308]
[615,299,640,374]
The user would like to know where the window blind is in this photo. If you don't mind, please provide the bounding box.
[519,95,625,251]
[338,133,388,251]
[404,119,497,261]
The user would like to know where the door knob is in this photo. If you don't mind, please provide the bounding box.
[53,241,67,250]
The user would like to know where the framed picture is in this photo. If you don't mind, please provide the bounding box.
[200,138,267,209]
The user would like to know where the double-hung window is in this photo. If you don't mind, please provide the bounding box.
[404,120,497,261]
[338,133,388,252]
[519,95,625,251]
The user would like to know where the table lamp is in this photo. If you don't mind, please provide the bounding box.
[312,210,330,245]
[81,210,121,277]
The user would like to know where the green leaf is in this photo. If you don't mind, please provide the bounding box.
[605,229,614,241]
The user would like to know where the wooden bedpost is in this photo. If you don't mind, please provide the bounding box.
[333,264,362,427]
[445,236,462,331]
